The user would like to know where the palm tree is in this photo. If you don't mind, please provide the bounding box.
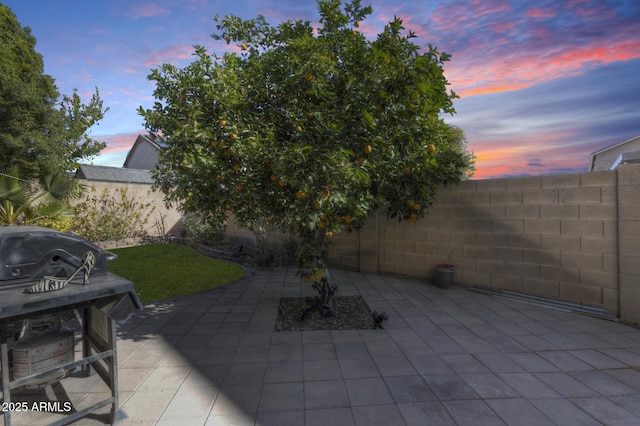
[0,167,83,228]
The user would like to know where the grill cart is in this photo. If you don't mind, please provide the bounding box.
[0,226,142,425]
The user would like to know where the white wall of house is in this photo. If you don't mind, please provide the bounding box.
[591,135,640,171]
[123,135,161,170]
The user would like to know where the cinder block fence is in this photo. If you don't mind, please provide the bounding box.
[328,163,640,324]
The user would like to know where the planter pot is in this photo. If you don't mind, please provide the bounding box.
[434,263,454,289]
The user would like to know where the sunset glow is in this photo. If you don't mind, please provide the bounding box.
[4,0,639,178]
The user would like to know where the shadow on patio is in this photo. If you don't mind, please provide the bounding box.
[12,267,640,425]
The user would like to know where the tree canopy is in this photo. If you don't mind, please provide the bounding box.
[0,3,107,178]
[140,0,474,283]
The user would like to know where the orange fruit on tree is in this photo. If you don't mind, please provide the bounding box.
[403,165,411,173]
[296,190,307,199]
[232,163,241,172]
[225,35,231,44]
[236,183,244,191]
[278,179,286,187]
[295,125,302,132]
[230,133,238,140]
[357,157,365,164]
[322,189,330,198]
[304,73,313,82]
[219,119,227,127]
[270,174,278,182]
[427,144,436,153]
[363,145,372,154]
[314,201,321,209]
[344,214,353,224]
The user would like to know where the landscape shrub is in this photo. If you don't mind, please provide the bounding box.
[72,186,155,242]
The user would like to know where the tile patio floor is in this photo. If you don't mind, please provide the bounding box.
[10,267,640,425]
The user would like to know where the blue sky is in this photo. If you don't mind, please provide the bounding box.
[4,0,640,179]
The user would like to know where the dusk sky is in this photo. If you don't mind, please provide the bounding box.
[4,0,640,179]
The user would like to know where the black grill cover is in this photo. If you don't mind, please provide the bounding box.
[0,226,114,285]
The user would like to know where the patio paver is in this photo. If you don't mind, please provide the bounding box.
[9,267,640,425]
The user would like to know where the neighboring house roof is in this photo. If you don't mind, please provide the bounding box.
[123,133,166,169]
[589,134,640,171]
[74,164,154,184]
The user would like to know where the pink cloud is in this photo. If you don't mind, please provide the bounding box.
[574,3,615,19]
[128,4,170,20]
[96,44,119,53]
[526,7,558,19]
[447,33,640,98]
[469,0,511,16]
[489,20,516,34]
[396,15,431,41]
[431,3,471,32]
[469,130,586,179]
[144,44,196,67]
[97,132,142,156]
[183,0,208,9]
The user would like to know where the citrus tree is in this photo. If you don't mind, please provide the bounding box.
[140,0,472,297]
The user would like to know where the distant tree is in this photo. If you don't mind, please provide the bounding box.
[0,4,107,178]
[140,0,472,300]
[443,125,476,179]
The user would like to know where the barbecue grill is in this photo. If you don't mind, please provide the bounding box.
[0,226,143,425]
[0,226,113,286]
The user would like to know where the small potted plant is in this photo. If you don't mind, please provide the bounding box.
[434,251,454,289]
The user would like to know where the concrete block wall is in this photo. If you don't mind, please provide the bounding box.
[328,165,640,321]
[75,180,183,236]
[618,164,640,323]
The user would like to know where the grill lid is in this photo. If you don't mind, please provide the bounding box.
[0,226,115,284]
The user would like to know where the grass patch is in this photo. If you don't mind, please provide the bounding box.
[108,244,245,303]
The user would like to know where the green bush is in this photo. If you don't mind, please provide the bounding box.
[72,186,155,241]
[250,237,298,267]
[26,215,74,232]
[180,213,224,245]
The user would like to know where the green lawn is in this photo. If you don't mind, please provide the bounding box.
[107,244,245,303]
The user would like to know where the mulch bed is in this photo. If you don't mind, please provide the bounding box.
[274,295,377,331]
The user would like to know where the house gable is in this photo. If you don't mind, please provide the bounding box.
[123,134,165,170]
[590,134,640,171]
